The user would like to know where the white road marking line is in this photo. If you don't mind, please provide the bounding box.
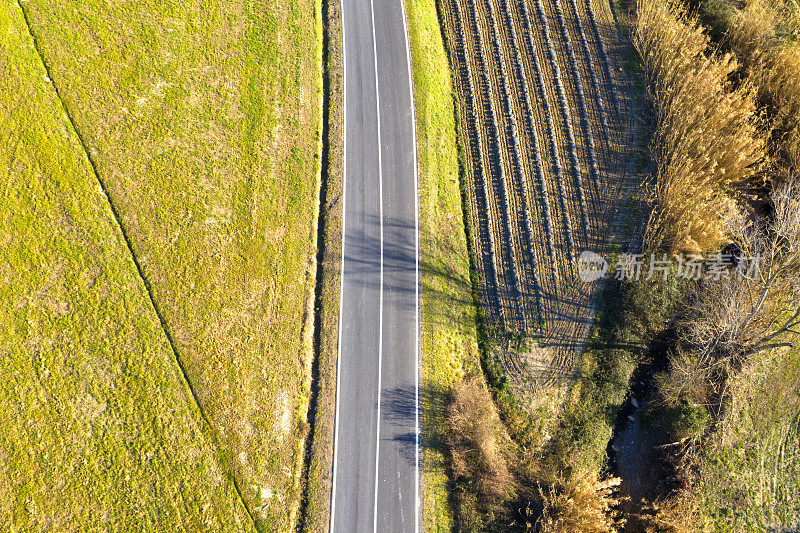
[331,0,418,529]
[369,0,385,527]
[398,0,422,530]
[328,0,347,526]
[400,0,420,531]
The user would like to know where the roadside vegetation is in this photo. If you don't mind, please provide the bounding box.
[428,0,800,526]
[12,0,323,529]
[406,0,484,528]
[301,0,344,528]
[0,2,254,529]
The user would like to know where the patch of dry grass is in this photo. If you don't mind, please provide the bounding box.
[447,377,516,530]
[699,344,800,528]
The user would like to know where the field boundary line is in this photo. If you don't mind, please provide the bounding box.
[14,1,257,527]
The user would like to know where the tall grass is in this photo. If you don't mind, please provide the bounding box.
[727,0,800,171]
[634,0,768,253]
[537,474,625,532]
[447,377,517,530]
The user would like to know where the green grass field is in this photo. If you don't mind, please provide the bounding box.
[699,345,800,529]
[0,2,255,529]
[7,0,323,529]
[405,0,482,529]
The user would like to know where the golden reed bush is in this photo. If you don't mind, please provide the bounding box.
[447,377,516,527]
[634,0,768,253]
[537,473,625,532]
[728,0,800,171]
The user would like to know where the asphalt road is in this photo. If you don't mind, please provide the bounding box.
[329,0,420,530]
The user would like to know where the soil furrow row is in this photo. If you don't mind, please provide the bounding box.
[495,0,561,329]
[444,0,507,327]
[439,0,640,385]
[529,0,584,256]
[466,0,533,330]
[584,0,622,114]
[477,0,546,330]
[512,0,584,337]
[550,0,596,241]
[462,0,525,327]
[532,0,608,254]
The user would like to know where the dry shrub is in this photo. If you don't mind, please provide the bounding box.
[536,473,625,532]
[682,178,800,361]
[728,0,800,170]
[634,491,707,532]
[447,376,516,526]
[634,0,768,253]
[656,349,713,408]
[656,178,800,422]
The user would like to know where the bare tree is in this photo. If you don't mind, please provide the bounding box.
[682,175,800,368]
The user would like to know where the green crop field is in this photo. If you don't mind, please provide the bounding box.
[4,0,323,529]
[0,2,255,529]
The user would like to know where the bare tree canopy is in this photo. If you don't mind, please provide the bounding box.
[681,176,800,368]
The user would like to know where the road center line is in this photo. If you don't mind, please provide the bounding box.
[369,0,385,529]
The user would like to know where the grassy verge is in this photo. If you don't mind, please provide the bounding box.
[301,0,344,528]
[18,0,323,529]
[0,2,254,529]
[405,0,483,529]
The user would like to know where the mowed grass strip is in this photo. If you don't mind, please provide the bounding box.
[406,0,482,529]
[0,3,254,530]
[18,0,323,528]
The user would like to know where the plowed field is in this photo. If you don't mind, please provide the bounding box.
[440,0,641,385]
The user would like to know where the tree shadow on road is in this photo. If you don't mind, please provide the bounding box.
[342,214,478,332]
[380,382,452,469]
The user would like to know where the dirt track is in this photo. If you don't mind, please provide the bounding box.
[440,0,641,386]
